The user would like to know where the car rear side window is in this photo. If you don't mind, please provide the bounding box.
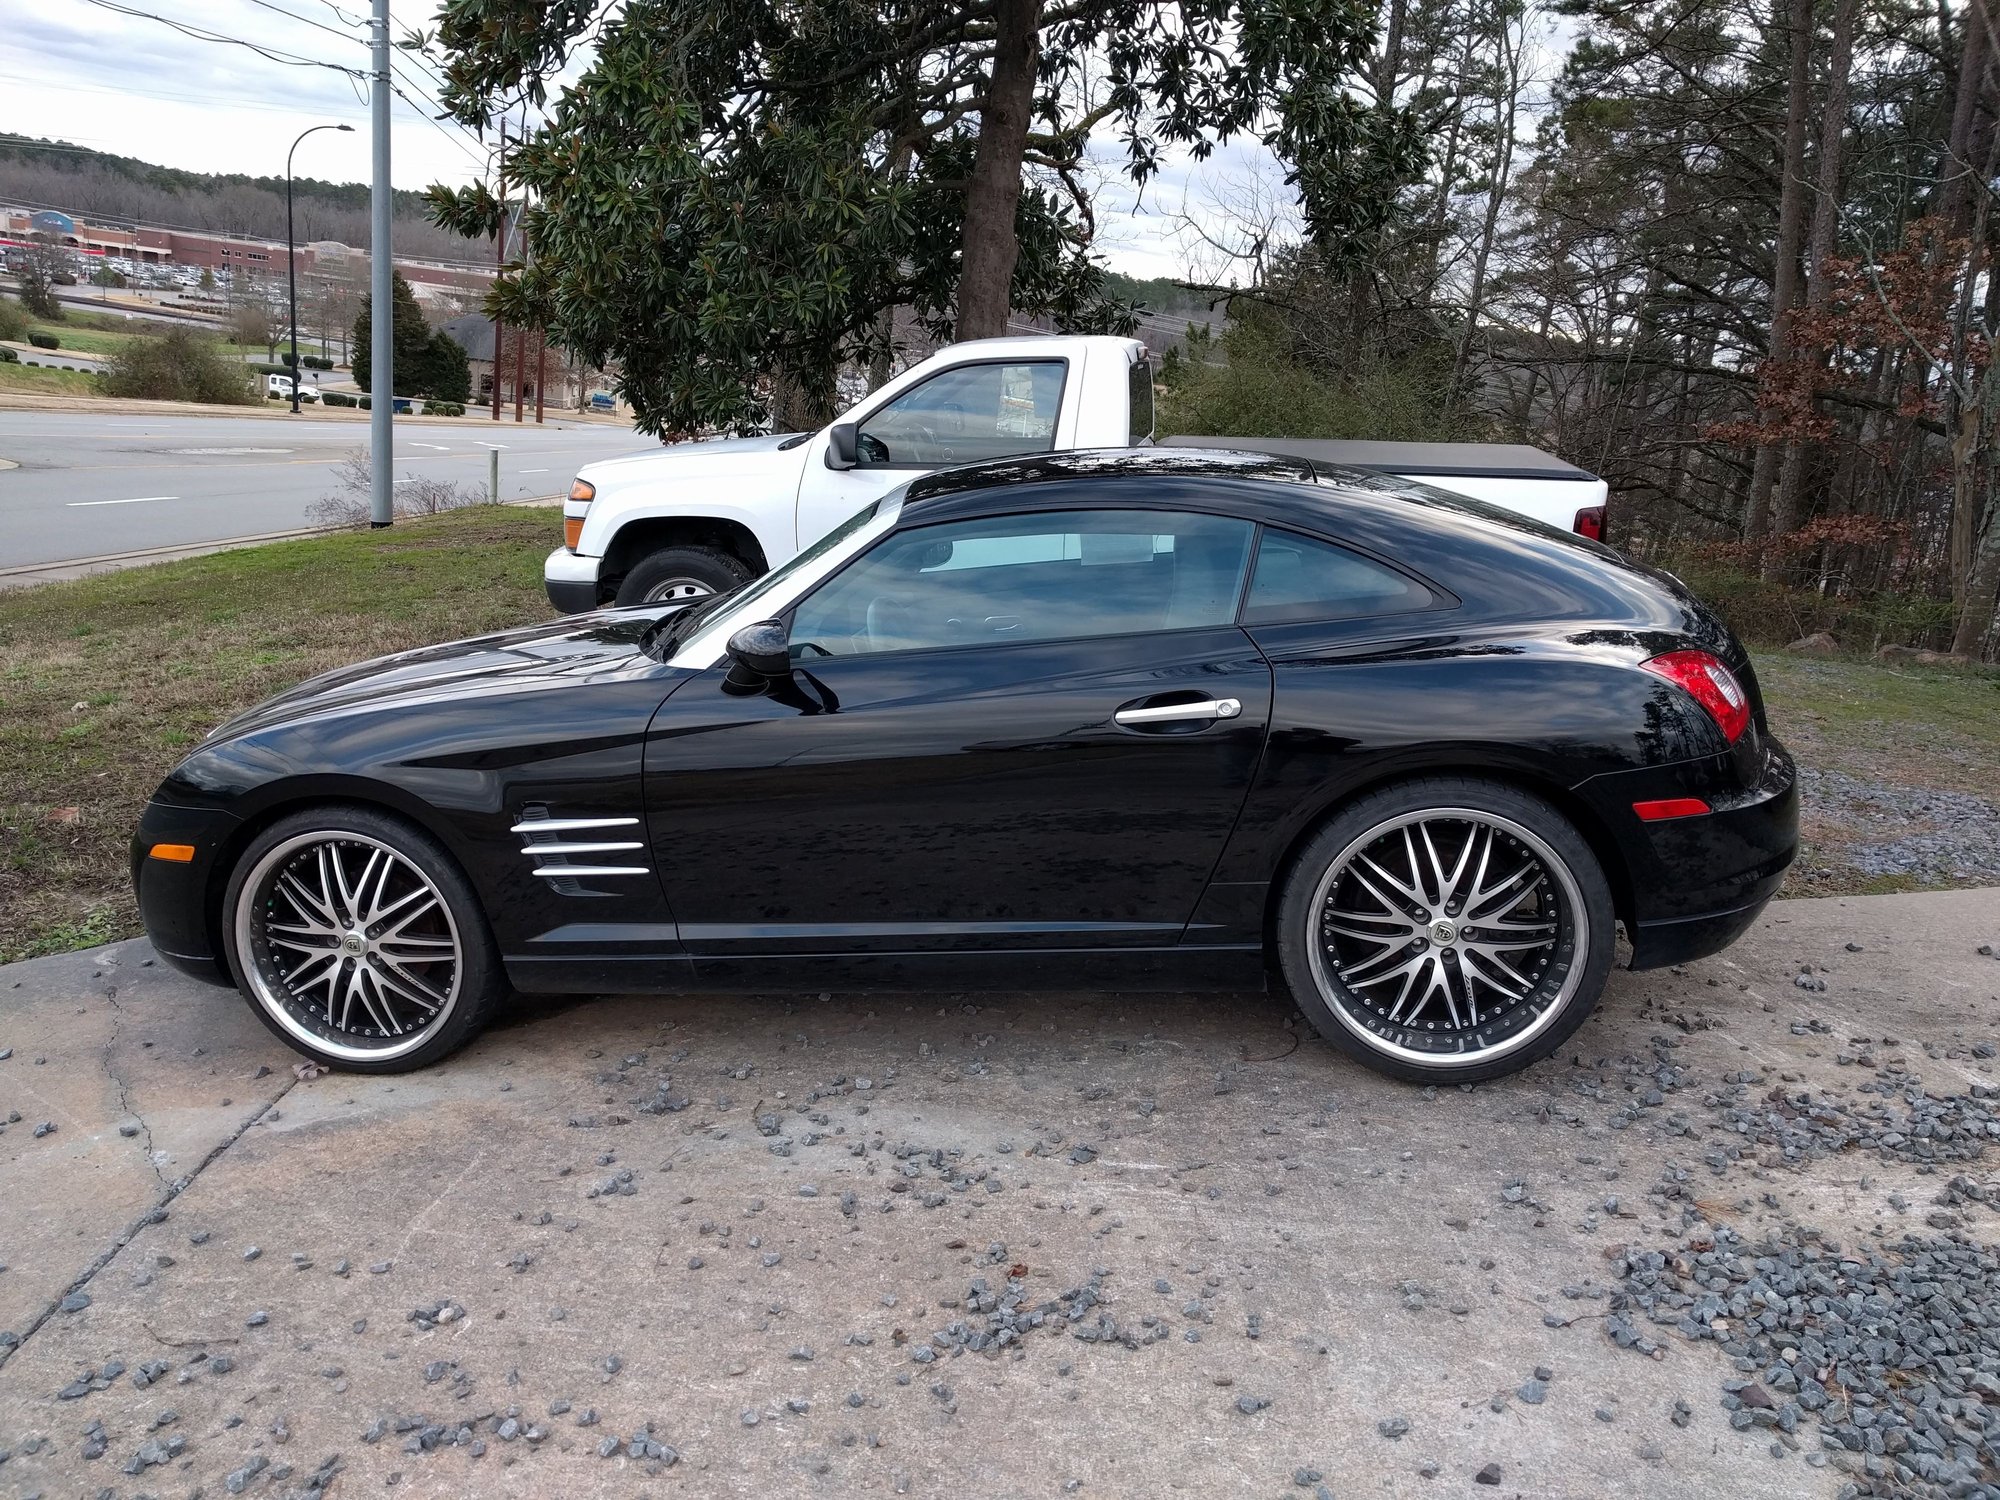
[1241,528,1434,625]
[790,509,1255,657]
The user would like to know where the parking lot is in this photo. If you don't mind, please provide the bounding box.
[0,887,1995,1498]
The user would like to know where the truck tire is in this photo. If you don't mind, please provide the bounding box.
[613,546,752,608]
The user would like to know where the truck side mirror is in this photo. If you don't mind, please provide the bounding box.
[825,422,858,471]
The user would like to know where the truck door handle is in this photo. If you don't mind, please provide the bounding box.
[1113,697,1242,726]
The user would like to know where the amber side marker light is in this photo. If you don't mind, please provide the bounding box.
[564,477,595,550]
[1632,798,1710,822]
[148,843,197,862]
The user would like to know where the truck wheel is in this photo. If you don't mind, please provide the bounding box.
[613,546,752,608]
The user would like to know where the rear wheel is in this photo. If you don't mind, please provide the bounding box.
[613,545,751,608]
[1274,778,1614,1084]
[222,806,505,1073]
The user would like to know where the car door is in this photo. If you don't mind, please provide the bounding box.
[791,356,1074,554]
[643,505,1271,972]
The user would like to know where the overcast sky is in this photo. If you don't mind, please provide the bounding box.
[2,1,1303,279]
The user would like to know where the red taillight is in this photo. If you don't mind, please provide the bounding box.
[1632,797,1711,821]
[1641,649,1751,743]
[1572,505,1605,541]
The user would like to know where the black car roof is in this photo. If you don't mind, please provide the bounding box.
[893,447,1680,635]
[902,447,1317,506]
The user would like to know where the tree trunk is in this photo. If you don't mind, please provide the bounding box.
[770,363,837,432]
[1770,0,1858,545]
[1743,0,1816,542]
[1449,10,1525,416]
[954,0,1042,342]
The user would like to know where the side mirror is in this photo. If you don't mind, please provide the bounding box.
[825,422,859,471]
[723,618,791,693]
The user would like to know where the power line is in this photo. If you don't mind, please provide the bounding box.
[78,0,369,77]
[233,0,367,49]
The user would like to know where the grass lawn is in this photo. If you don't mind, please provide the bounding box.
[0,506,560,962]
[0,362,104,396]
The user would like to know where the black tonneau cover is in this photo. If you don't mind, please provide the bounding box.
[1160,435,1597,483]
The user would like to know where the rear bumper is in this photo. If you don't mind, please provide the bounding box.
[544,545,603,614]
[1576,737,1798,970]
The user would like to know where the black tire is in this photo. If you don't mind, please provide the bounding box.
[613,545,752,608]
[221,805,505,1073]
[1273,777,1615,1085]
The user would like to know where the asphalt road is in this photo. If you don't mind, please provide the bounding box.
[1,888,1996,1495]
[0,409,659,572]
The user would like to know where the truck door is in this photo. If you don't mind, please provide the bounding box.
[792,355,1074,555]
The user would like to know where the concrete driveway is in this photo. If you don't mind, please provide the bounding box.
[0,889,1995,1498]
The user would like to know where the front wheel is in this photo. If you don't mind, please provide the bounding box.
[613,545,751,608]
[222,806,506,1072]
[1274,778,1615,1084]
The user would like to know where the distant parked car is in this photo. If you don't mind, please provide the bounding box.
[265,374,320,403]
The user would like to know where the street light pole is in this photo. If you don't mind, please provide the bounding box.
[286,123,352,415]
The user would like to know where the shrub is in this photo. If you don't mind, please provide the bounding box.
[249,361,292,376]
[301,354,333,370]
[321,391,354,407]
[267,388,283,399]
[0,300,25,342]
[28,332,58,350]
[427,401,465,417]
[306,449,488,528]
[0,347,16,364]
[101,327,258,405]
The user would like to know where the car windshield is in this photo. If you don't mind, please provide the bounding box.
[655,490,905,661]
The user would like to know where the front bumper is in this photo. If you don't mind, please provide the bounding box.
[1576,738,1799,970]
[131,799,241,987]
[544,545,603,614]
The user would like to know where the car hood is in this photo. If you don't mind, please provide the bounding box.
[203,608,680,745]
[578,431,811,489]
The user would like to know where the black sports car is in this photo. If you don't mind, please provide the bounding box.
[133,449,1797,1083]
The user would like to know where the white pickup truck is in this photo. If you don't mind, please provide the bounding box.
[544,334,1608,612]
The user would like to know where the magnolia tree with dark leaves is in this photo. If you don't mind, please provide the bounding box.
[417,0,1416,435]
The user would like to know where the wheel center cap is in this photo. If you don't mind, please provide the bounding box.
[342,931,366,955]
[1429,919,1458,946]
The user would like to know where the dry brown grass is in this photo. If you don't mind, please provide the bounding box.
[0,506,561,961]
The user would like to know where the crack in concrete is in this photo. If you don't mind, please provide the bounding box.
[101,982,171,1195]
[0,1076,301,1374]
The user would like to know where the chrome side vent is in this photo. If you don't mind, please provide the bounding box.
[512,810,649,880]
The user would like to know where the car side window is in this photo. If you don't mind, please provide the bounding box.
[789,509,1255,657]
[1241,529,1435,625]
[856,361,1066,467]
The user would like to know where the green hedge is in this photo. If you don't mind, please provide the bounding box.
[27,332,58,350]
[0,348,16,364]
[427,401,465,416]
[301,354,333,370]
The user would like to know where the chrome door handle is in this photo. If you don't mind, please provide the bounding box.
[1114,697,1242,726]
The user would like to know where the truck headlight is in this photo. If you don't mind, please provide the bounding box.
[564,478,594,550]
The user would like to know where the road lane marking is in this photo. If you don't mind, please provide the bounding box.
[68,495,179,506]
[521,468,548,473]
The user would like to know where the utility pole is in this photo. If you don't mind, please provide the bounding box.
[368,0,394,527]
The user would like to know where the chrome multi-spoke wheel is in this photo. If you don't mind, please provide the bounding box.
[1277,781,1613,1082]
[237,831,461,1062]
[225,809,503,1071]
